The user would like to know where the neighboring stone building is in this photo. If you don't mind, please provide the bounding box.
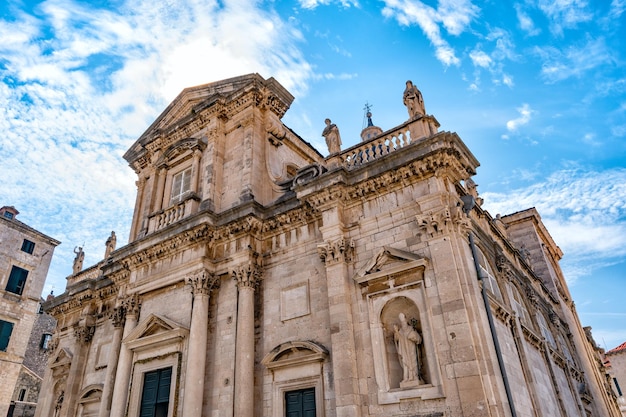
[605,341,626,416]
[38,74,621,417]
[7,298,57,417]
[0,206,60,417]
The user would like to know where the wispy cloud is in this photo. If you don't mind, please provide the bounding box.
[535,0,593,36]
[381,0,480,67]
[515,4,541,36]
[0,0,315,293]
[298,0,359,9]
[506,103,533,131]
[535,36,613,83]
[482,167,626,283]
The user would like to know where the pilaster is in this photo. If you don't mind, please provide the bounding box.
[182,269,220,416]
[109,293,141,417]
[232,259,262,417]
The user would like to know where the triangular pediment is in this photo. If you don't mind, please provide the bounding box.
[124,73,294,166]
[354,246,428,286]
[50,347,73,369]
[124,313,188,344]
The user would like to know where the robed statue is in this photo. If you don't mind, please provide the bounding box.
[394,313,423,384]
[322,118,342,154]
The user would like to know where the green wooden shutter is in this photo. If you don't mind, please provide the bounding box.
[285,388,316,417]
[0,320,14,351]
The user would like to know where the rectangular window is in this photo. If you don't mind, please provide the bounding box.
[170,167,192,204]
[614,377,623,397]
[41,333,52,350]
[285,388,316,417]
[21,239,35,254]
[140,367,172,417]
[0,319,14,351]
[5,266,28,295]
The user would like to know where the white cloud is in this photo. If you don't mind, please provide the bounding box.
[469,49,491,68]
[536,37,612,83]
[536,0,593,36]
[0,0,316,294]
[298,0,359,9]
[506,103,533,131]
[515,4,541,36]
[381,0,480,67]
[482,168,626,284]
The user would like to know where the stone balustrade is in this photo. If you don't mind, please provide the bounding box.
[338,124,412,169]
[66,263,102,287]
[148,196,199,234]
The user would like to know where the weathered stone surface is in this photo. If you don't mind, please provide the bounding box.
[35,75,620,417]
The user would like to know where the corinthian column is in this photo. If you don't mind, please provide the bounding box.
[110,294,140,417]
[182,269,219,416]
[232,262,261,417]
[98,304,126,417]
[317,236,361,417]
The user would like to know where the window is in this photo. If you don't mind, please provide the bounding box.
[170,167,192,204]
[18,388,26,402]
[0,319,14,351]
[21,239,35,254]
[614,377,623,397]
[41,333,52,350]
[5,266,28,295]
[3,211,13,219]
[140,367,172,417]
[285,388,316,417]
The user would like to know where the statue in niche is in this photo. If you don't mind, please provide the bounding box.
[394,312,423,384]
[322,118,342,154]
[403,80,425,119]
[72,246,84,274]
[104,231,116,259]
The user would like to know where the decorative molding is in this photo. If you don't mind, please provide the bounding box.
[317,238,355,266]
[74,323,95,344]
[122,293,141,317]
[186,269,220,296]
[293,164,327,187]
[232,261,262,289]
[522,324,543,351]
[110,305,126,328]
[415,203,468,239]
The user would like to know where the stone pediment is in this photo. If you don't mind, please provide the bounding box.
[354,246,428,286]
[50,347,73,369]
[124,313,189,352]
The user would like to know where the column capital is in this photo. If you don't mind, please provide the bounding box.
[74,323,95,344]
[186,269,220,296]
[110,306,126,328]
[232,262,262,289]
[317,237,355,266]
[122,293,141,318]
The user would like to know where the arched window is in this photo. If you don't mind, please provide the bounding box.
[509,286,530,323]
[474,247,503,301]
[536,313,556,347]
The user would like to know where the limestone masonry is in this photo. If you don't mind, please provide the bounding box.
[37,74,621,417]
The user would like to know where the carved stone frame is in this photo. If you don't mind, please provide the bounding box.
[124,314,189,417]
[262,341,328,417]
[355,246,444,404]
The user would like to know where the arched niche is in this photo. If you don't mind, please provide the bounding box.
[380,297,429,389]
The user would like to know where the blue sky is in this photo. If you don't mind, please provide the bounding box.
[1,0,625,349]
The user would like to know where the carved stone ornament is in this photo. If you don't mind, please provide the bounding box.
[122,293,141,317]
[46,334,60,356]
[110,305,126,328]
[415,203,468,238]
[317,238,355,265]
[186,269,220,296]
[74,324,95,344]
[293,164,327,187]
[232,262,262,289]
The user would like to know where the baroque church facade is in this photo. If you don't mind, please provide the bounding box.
[37,74,620,417]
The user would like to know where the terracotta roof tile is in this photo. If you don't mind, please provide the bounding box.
[606,341,626,355]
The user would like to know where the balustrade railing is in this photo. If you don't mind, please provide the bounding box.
[337,125,412,169]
